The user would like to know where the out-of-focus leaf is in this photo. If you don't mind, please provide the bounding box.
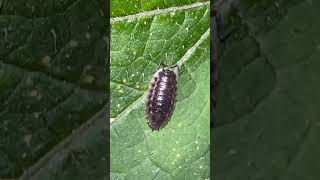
[214,0,320,179]
[0,0,107,179]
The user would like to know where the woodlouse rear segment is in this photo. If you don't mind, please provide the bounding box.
[146,69,178,130]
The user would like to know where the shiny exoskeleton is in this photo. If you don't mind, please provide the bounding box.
[146,68,178,130]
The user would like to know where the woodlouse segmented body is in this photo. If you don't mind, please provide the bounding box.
[146,67,178,130]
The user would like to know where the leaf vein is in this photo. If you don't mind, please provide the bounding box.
[111,1,210,23]
[111,27,210,125]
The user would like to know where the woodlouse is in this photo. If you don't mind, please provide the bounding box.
[145,66,178,131]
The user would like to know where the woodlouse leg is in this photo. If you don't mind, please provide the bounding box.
[155,61,168,73]
[160,61,167,67]
[153,62,164,72]
[178,69,183,76]
[168,64,178,68]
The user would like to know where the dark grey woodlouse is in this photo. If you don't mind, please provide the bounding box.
[145,66,178,131]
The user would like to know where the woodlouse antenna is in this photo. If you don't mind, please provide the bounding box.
[160,61,167,67]
[168,64,178,68]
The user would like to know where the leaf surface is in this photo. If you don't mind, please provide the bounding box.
[110,1,210,179]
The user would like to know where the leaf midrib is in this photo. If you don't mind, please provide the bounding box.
[110,1,210,23]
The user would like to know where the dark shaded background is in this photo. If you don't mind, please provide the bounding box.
[0,0,108,179]
[213,0,320,180]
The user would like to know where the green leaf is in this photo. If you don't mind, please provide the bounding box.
[110,1,210,179]
[215,0,320,179]
[0,0,107,179]
[110,0,207,17]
